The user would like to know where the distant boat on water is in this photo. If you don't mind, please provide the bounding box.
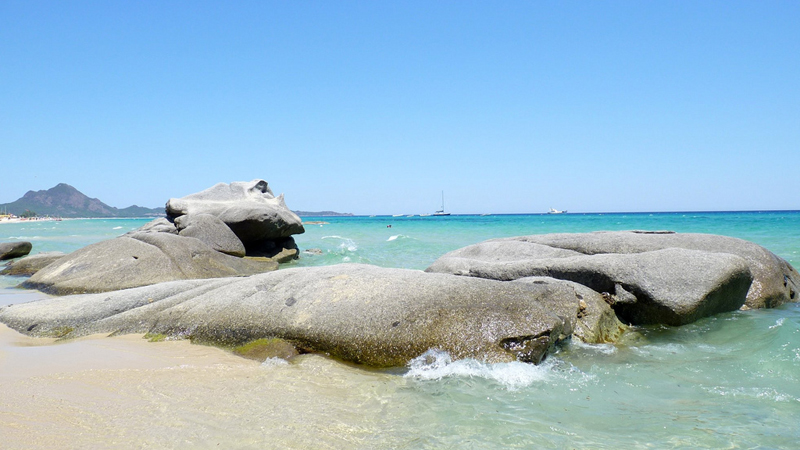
[548,208,567,214]
[433,191,450,216]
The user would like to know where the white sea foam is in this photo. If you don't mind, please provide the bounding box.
[387,234,413,242]
[631,343,687,358]
[769,317,786,329]
[705,385,800,403]
[569,340,618,355]
[261,357,290,368]
[112,226,123,230]
[404,349,557,390]
[321,235,358,252]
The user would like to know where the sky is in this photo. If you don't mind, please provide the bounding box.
[1,1,798,215]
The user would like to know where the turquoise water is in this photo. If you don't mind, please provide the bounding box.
[2,212,800,448]
[290,211,800,270]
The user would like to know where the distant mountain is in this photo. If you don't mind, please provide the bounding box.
[0,183,164,218]
[293,210,354,217]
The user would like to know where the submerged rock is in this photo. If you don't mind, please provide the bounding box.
[0,241,32,261]
[427,231,798,325]
[2,264,578,367]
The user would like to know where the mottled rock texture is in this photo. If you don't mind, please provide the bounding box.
[1,264,596,367]
[427,231,799,325]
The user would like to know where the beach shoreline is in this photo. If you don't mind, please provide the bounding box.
[0,217,62,225]
[0,317,407,449]
[2,212,799,448]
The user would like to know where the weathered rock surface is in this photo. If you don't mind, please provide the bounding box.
[0,252,66,276]
[246,237,299,262]
[174,213,246,257]
[512,231,800,310]
[11,180,310,294]
[166,180,305,246]
[511,277,626,342]
[427,231,798,325]
[0,241,32,260]
[21,232,277,295]
[133,217,178,234]
[1,264,582,367]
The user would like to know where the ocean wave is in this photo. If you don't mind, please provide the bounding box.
[321,235,358,252]
[769,317,786,329]
[630,343,688,358]
[387,234,412,242]
[568,340,618,355]
[112,226,123,230]
[704,385,800,403]
[403,349,585,390]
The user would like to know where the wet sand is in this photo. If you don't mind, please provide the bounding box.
[0,322,408,449]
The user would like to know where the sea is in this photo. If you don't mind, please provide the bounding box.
[1,211,799,449]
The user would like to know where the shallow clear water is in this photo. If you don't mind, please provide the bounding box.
[2,212,799,448]
[392,304,800,448]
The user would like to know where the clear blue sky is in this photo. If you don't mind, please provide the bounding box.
[1,1,798,214]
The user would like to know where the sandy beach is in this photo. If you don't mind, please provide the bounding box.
[0,320,406,449]
[0,217,62,225]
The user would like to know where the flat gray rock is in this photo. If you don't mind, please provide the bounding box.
[21,232,277,295]
[0,241,32,260]
[512,231,800,309]
[132,217,178,235]
[426,231,792,325]
[1,264,578,367]
[175,213,246,257]
[166,180,305,245]
[0,252,66,276]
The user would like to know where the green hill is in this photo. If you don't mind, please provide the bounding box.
[0,183,164,218]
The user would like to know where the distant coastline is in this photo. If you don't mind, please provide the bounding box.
[293,211,354,217]
[0,216,63,225]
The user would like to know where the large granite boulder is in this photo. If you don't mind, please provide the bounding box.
[511,277,626,343]
[0,241,32,260]
[21,232,277,295]
[0,252,66,276]
[427,231,798,325]
[166,180,305,247]
[174,213,246,257]
[134,217,178,234]
[516,231,800,310]
[0,264,582,366]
